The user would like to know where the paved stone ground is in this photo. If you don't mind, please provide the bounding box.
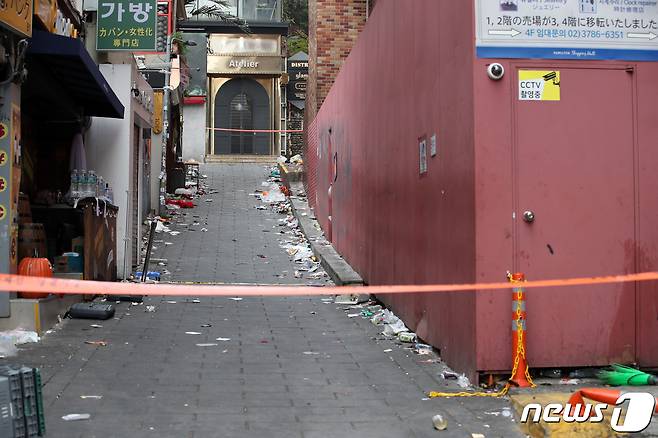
[1,164,521,437]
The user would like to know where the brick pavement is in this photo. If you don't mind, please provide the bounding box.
[2,164,521,437]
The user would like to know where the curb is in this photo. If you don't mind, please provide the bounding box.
[287,181,364,287]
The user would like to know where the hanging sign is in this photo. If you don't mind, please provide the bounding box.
[97,0,157,51]
[518,70,561,101]
[0,0,32,37]
[476,0,658,61]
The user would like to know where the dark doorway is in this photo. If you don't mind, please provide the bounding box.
[214,78,270,155]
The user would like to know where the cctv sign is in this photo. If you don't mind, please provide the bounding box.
[520,392,656,433]
[518,70,561,101]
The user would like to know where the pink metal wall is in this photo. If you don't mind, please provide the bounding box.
[310,0,479,376]
[308,0,658,377]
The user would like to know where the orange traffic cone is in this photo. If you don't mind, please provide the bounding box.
[568,388,658,416]
[509,273,533,388]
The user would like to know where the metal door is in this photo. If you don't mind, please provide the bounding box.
[514,66,636,367]
[214,78,270,155]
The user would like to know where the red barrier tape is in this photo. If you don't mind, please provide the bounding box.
[1,271,657,297]
[206,127,304,133]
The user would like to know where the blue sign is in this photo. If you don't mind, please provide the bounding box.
[476,0,658,61]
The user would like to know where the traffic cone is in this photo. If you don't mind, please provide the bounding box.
[568,388,658,416]
[509,273,533,388]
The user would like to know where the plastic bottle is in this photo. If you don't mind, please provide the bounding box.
[97,176,104,199]
[88,171,97,197]
[105,183,114,204]
[79,170,88,198]
[70,169,79,199]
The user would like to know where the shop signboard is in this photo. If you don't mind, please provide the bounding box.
[476,0,658,60]
[97,0,157,51]
[287,59,308,101]
[0,0,32,37]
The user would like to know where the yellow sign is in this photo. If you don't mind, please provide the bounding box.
[0,0,32,37]
[0,204,5,221]
[153,91,163,134]
[0,176,6,192]
[519,70,560,101]
[0,150,6,167]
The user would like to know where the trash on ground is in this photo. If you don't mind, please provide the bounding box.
[200,323,212,328]
[303,351,320,355]
[398,332,417,343]
[89,324,103,328]
[145,305,156,312]
[84,341,107,346]
[347,313,360,318]
[228,297,243,301]
[442,370,459,380]
[432,413,448,431]
[457,374,470,388]
[80,395,103,399]
[0,329,40,357]
[196,343,219,347]
[384,349,393,353]
[216,337,231,341]
[62,414,91,421]
[415,343,433,355]
[383,320,408,337]
[185,332,202,335]
[559,378,581,385]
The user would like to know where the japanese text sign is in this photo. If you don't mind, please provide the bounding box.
[476,0,658,61]
[97,0,156,51]
[0,0,32,37]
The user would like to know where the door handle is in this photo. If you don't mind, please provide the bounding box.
[523,211,535,223]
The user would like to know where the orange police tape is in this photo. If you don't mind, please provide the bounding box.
[2,271,658,297]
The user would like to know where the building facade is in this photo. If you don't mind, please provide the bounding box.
[180,0,288,160]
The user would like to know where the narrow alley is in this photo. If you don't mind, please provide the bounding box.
[2,164,519,438]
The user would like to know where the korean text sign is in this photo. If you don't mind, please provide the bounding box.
[97,0,156,51]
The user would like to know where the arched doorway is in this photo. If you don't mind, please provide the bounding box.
[214,78,270,155]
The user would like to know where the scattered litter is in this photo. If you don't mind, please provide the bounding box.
[383,349,393,353]
[89,324,103,328]
[200,324,212,328]
[166,301,177,304]
[398,332,417,343]
[442,371,459,380]
[347,313,360,318]
[432,413,448,431]
[471,434,485,438]
[0,329,40,357]
[185,332,202,335]
[80,395,103,400]
[205,199,213,202]
[196,343,218,347]
[228,297,243,301]
[457,374,470,388]
[191,299,201,303]
[303,351,320,355]
[559,378,581,385]
[84,341,107,346]
[62,414,91,421]
[383,320,408,337]
[216,338,231,341]
[201,228,208,232]
[145,305,156,312]
[415,343,433,355]
[174,188,195,197]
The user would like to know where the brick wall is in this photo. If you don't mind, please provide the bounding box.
[306,0,367,123]
[287,106,304,156]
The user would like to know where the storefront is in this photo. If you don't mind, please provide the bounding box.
[207,34,285,157]
[20,30,125,282]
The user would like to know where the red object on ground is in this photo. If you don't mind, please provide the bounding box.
[166,199,195,208]
[17,256,52,299]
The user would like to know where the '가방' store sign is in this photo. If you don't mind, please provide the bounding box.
[476,0,658,61]
[97,0,156,51]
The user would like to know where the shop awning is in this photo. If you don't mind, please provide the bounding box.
[27,31,124,119]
